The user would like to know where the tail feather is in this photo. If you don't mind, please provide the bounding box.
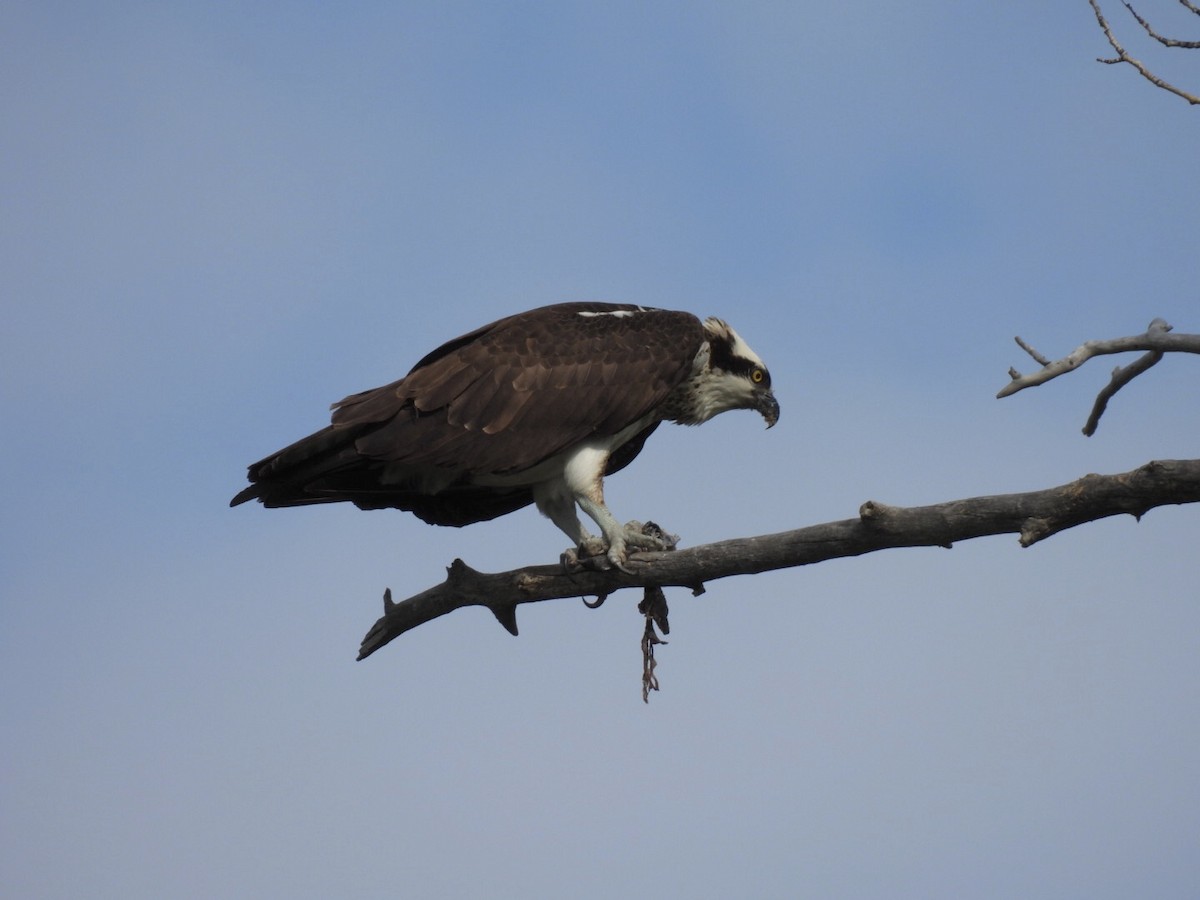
[229,419,538,525]
[230,424,368,508]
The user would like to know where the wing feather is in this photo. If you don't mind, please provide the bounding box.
[353,303,703,472]
[235,303,706,510]
[445,364,515,431]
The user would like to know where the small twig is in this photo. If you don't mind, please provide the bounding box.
[1087,0,1200,104]
[1083,349,1164,435]
[998,318,1199,434]
[1125,0,1200,46]
[1015,336,1052,367]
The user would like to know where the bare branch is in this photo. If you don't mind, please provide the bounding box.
[1082,346,1164,435]
[1087,0,1200,104]
[1015,336,1052,367]
[1126,0,1200,46]
[358,459,1200,659]
[998,318,1199,433]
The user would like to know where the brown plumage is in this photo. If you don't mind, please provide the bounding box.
[232,301,778,568]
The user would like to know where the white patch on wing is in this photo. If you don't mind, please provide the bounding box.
[577,306,647,319]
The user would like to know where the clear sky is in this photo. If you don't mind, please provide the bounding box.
[3,3,1199,897]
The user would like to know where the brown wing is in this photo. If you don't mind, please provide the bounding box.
[334,302,703,474]
[231,303,703,513]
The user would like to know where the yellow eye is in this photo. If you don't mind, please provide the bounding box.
[751,368,765,384]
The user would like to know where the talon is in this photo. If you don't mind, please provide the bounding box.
[610,558,635,575]
[579,536,608,559]
[606,536,634,573]
[560,548,584,572]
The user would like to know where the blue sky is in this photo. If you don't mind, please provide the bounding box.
[3,3,1199,897]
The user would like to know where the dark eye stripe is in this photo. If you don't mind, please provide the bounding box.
[709,335,769,386]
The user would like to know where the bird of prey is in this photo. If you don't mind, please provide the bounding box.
[231,301,779,570]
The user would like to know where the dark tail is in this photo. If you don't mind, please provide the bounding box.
[229,424,366,508]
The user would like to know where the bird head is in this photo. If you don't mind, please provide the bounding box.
[697,317,780,428]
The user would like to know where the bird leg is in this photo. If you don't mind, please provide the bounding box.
[538,482,677,572]
[561,523,676,572]
[575,495,637,571]
[575,494,677,572]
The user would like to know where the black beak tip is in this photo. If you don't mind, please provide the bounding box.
[759,393,780,429]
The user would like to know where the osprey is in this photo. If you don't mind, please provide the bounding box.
[231,302,779,569]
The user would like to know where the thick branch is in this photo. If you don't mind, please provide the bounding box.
[998,318,1199,434]
[1087,0,1200,104]
[358,459,1200,659]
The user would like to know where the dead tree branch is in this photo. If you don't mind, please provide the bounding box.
[997,318,1200,434]
[358,459,1200,659]
[1126,0,1200,46]
[1087,0,1200,104]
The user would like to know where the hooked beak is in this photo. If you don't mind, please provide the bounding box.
[755,389,780,429]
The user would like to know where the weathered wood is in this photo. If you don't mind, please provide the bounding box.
[998,319,1199,435]
[358,459,1200,659]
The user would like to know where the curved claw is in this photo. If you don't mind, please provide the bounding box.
[559,522,676,573]
[608,555,635,575]
[604,534,632,573]
[560,547,584,572]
